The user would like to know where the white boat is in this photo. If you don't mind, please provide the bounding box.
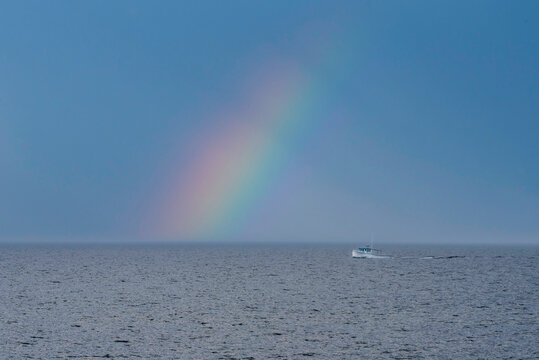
[352,234,387,258]
[352,246,382,258]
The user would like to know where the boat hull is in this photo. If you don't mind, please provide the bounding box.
[352,250,387,258]
[353,250,371,258]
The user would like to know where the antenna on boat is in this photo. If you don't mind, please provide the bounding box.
[370,232,374,249]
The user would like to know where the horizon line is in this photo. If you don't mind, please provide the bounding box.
[0,238,537,247]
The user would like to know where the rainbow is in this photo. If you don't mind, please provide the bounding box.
[147,56,333,240]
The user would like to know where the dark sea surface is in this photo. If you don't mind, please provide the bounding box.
[0,244,537,359]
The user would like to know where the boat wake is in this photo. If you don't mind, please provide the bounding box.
[353,255,466,260]
[398,255,466,260]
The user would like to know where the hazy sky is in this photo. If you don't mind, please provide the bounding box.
[1,1,538,244]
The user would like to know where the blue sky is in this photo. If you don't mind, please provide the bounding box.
[1,1,537,244]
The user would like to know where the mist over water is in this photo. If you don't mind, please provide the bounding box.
[1,244,537,359]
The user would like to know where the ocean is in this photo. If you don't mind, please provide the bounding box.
[1,244,537,359]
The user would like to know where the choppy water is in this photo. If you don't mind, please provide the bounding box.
[1,244,537,359]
